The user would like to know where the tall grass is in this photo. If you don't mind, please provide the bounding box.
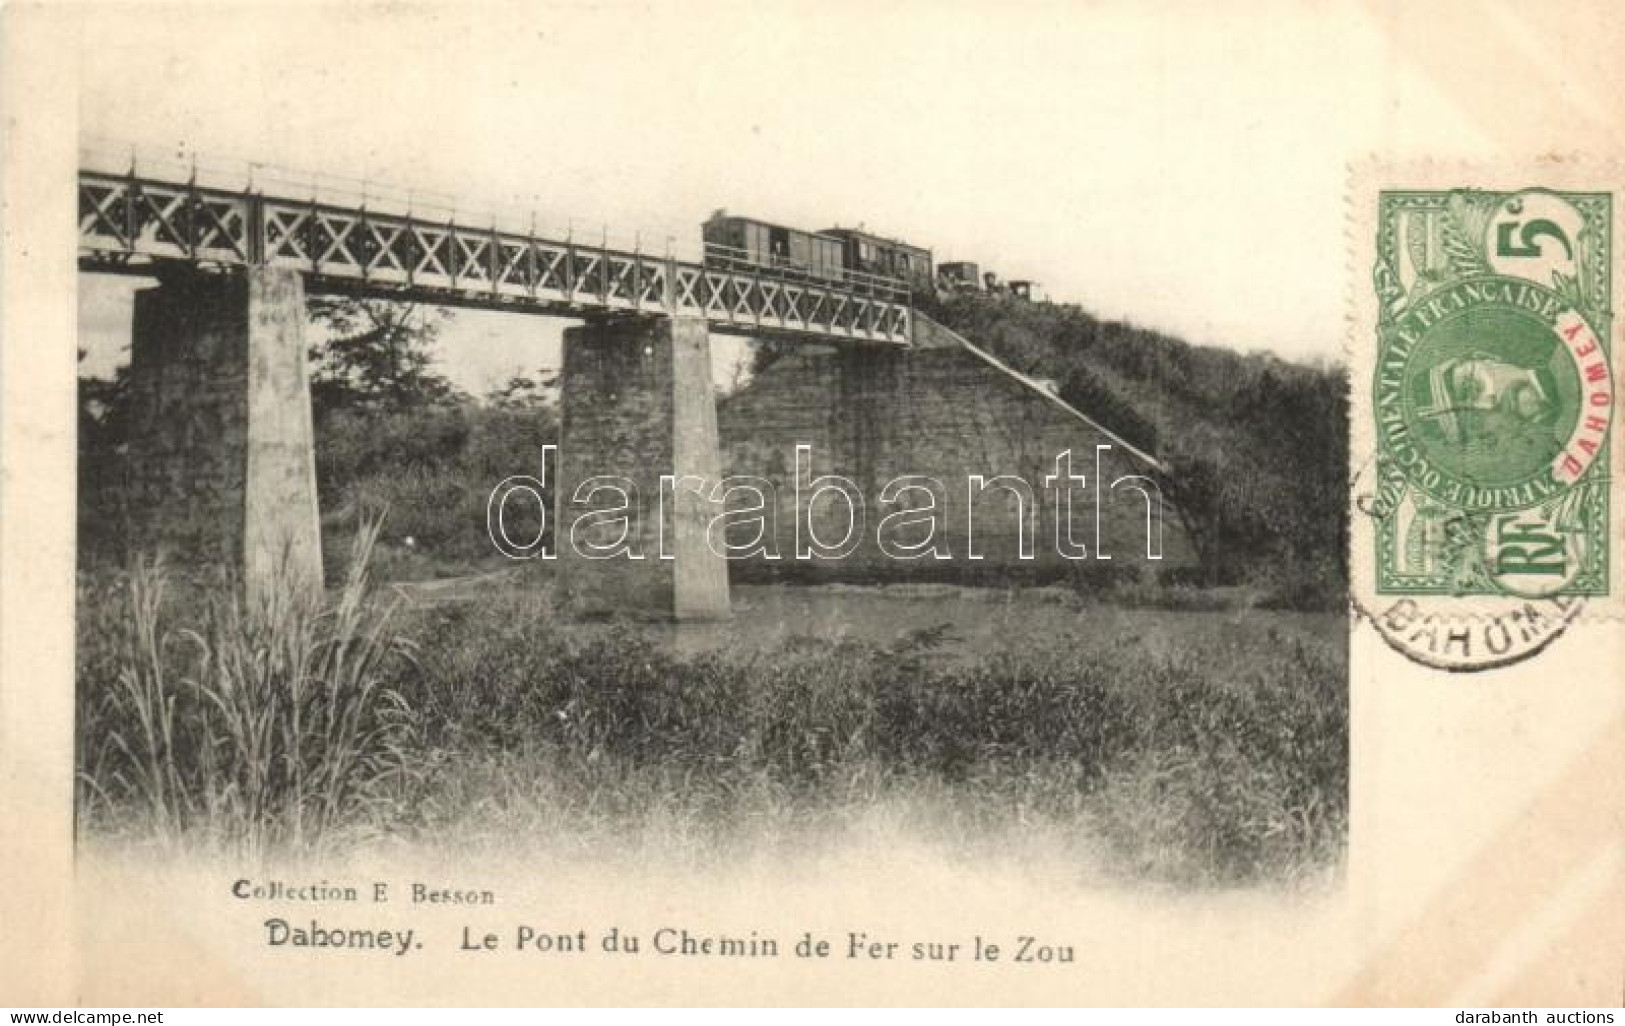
[78,544,1346,884]
[75,522,416,857]
[384,602,1346,885]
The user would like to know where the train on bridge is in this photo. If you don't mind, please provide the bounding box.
[702,210,1038,302]
[76,147,1028,349]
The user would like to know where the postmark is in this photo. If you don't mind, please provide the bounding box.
[1352,167,1621,671]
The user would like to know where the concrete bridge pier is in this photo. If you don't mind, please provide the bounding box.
[556,314,731,621]
[833,344,904,505]
[122,266,323,609]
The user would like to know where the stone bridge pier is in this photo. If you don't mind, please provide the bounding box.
[119,274,736,622]
[554,314,731,621]
[121,266,323,609]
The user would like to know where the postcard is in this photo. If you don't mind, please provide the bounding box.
[1,0,1620,1007]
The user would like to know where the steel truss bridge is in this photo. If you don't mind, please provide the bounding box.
[77,167,913,345]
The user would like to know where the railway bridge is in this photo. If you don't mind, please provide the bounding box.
[80,152,1189,619]
[79,154,915,620]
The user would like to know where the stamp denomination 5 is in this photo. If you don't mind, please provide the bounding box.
[1353,171,1620,670]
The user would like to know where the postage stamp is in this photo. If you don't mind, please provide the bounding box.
[1353,163,1622,670]
[1372,187,1612,597]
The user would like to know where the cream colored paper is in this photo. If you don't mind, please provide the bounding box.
[2,0,1621,1007]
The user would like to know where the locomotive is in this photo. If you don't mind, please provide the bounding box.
[701,211,1033,301]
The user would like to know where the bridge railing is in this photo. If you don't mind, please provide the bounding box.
[78,140,665,255]
[78,161,911,345]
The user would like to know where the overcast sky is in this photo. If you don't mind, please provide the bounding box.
[76,1,1617,392]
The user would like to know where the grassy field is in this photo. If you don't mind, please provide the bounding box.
[75,541,1347,889]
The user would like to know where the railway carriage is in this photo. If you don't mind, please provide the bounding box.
[819,227,933,291]
[701,210,1008,304]
[702,212,844,282]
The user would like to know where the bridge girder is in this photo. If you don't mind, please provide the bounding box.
[78,170,912,345]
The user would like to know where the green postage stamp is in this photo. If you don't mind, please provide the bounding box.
[1355,167,1620,669]
[1371,186,1612,600]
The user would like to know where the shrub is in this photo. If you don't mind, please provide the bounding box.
[380,593,1346,884]
[317,403,554,575]
[75,522,417,855]
[78,544,1347,884]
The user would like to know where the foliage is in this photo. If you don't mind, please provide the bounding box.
[78,539,1346,884]
[923,292,1348,599]
[74,298,560,574]
[74,523,417,856]
[400,592,1347,885]
[316,402,556,573]
[306,296,464,418]
[484,369,559,410]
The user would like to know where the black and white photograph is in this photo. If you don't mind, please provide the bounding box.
[70,15,1348,883]
[3,0,1621,1010]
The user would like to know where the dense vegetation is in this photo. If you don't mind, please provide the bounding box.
[315,403,552,578]
[77,296,555,577]
[304,297,555,576]
[921,292,1348,603]
[76,549,1346,885]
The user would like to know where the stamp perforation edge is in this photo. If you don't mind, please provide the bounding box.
[1346,158,1625,676]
